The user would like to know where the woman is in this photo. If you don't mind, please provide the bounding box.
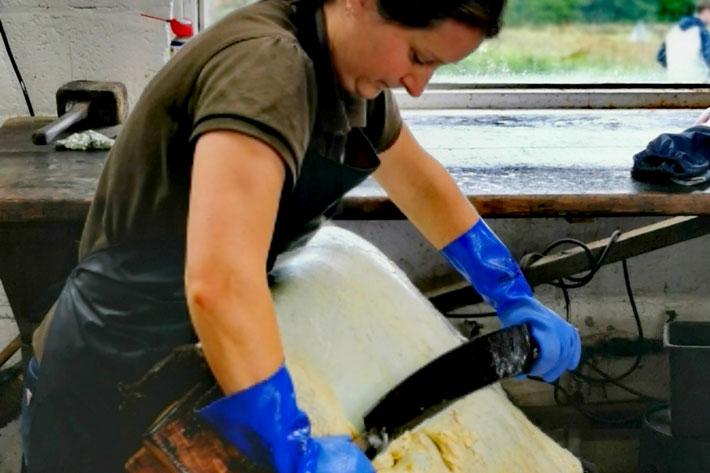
[22,0,580,471]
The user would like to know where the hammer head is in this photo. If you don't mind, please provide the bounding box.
[56,80,128,128]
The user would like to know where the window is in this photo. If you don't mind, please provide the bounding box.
[434,0,686,84]
[202,0,257,28]
[203,0,706,85]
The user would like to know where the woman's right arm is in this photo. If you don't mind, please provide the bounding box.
[185,130,286,394]
[186,131,374,472]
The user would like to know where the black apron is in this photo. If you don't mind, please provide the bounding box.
[24,138,379,473]
[22,7,382,468]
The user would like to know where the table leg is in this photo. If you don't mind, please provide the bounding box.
[0,222,83,362]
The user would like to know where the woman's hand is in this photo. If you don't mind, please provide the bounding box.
[694,107,710,126]
[199,364,374,473]
[441,219,581,382]
[497,297,581,382]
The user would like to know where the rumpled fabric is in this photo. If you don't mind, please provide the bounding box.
[55,130,114,151]
[631,125,710,186]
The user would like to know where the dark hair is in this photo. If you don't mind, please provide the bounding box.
[376,0,506,37]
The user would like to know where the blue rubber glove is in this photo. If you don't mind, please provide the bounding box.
[198,364,374,473]
[442,219,581,382]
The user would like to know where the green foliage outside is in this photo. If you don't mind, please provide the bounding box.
[504,0,694,25]
[504,0,588,25]
[435,22,671,82]
[208,0,697,25]
[657,0,697,21]
[206,0,699,82]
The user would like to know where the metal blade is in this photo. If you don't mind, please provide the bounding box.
[361,324,536,455]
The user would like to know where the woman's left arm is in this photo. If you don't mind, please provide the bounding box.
[373,124,581,382]
[373,123,479,250]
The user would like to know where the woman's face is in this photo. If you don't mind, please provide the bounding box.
[325,0,485,99]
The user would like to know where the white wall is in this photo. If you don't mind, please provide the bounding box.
[0,0,182,119]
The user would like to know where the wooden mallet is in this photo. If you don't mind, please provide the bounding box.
[32,80,128,145]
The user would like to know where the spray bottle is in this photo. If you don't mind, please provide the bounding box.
[141,13,194,58]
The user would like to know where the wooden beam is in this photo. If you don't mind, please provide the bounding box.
[0,335,20,368]
[525,216,710,286]
[335,194,710,220]
[430,216,710,313]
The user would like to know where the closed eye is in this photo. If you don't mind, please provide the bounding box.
[410,49,426,66]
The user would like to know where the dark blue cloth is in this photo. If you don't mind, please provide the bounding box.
[632,126,710,185]
[657,16,710,68]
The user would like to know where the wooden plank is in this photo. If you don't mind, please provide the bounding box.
[2,115,710,222]
[2,192,710,223]
[125,382,269,473]
[126,447,173,473]
[396,88,710,109]
[0,335,20,368]
[524,216,710,285]
[337,193,710,219]
[429,216,710,312]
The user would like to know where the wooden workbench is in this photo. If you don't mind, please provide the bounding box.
[2,112,709,472]
[1,114,709,358]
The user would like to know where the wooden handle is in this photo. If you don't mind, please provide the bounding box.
[32,101,90,145]
[0,334,20,368]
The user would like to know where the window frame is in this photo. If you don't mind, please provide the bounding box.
[197,0,710,110]
[395,84,710,110]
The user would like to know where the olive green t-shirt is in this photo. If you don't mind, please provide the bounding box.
[79,0,402,259]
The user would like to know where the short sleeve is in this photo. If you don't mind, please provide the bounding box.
[190,35,317,180]
[364,89,403,153]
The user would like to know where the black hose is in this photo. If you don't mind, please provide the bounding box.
[0,18,35,116]
[574,259,646,384]
[517,228,665,422]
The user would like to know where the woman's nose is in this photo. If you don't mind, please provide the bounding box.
[400,68,434,97]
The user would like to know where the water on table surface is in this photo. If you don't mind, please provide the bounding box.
[353,109,705,196]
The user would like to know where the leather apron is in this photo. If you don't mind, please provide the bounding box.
[23,3,382,471]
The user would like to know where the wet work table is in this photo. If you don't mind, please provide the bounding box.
[1,112,710,361]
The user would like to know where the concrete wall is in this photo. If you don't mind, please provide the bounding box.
[0,0,196,119]
[341,217,710,338]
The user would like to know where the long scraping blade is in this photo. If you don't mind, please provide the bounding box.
[363,324,536,440]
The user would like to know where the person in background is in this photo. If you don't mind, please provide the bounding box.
[20,0,581,472]
[658,0,710,82]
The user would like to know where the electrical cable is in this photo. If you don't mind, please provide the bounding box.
[519,232,645,381]
[573,259,645,384]
[439,226,666,423]
[529,230,622,289]
[519,229,666,424]
[552,381,665,425]
[0,18,35,116]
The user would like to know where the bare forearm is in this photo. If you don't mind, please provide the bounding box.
[187,274,283,395]
[374,124,479,249]
[186,130,287,395]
